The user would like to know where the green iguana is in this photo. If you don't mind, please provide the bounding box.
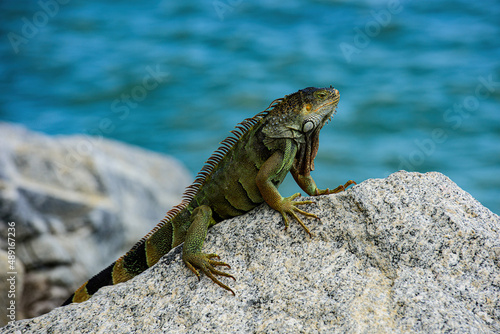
[62,86,355,305]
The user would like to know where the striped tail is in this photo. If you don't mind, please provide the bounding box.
[62,262,115,305]
[62,220,174,305]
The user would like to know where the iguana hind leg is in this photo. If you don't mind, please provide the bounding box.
[182,205,236,295]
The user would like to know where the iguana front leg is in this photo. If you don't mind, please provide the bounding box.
[256,151,318,236]
[182,205,236,295]
[291,167,356,196]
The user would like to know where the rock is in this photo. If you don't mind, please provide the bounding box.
[2,171,499,333]
[0,123,191,322]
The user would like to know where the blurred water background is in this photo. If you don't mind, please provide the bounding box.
[1,0,499,214]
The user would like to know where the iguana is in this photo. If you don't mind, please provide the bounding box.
[62,86,355,305]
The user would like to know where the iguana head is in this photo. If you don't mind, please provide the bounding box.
[263,86,340,175]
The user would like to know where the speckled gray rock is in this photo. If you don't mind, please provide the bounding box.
[0,123,191,322]
[2,171,500,333]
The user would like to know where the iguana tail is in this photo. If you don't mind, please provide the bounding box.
[62,208,178,305]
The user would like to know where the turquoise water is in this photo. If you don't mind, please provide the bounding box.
[1,0,499,214]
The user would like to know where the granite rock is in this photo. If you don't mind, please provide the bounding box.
[0,123,191,322]
[3,171,499,333]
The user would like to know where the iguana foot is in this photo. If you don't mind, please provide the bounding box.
[277,193,318,236]
[183,253,236,295]
[316,180,356,195]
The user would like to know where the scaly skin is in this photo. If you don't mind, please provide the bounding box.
[62,86,355,304]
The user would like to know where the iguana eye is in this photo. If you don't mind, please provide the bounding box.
[314,91,328,99]
[303,121,314,132]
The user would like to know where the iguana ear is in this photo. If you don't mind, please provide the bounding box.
[303,121,314,132]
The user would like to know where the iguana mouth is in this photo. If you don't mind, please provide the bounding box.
[315,96,340,127]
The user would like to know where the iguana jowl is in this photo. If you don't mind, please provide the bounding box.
[62,86,355,305]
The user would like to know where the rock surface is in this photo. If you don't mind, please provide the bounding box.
[3,171,499,333]
[0,123,191,322]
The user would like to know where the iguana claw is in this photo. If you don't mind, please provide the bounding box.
[278,180,356,235]
[183,253,236,295]
[278,193,318,236]
[315,180,356,195]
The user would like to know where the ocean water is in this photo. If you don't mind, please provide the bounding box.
[1,0,499,214]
